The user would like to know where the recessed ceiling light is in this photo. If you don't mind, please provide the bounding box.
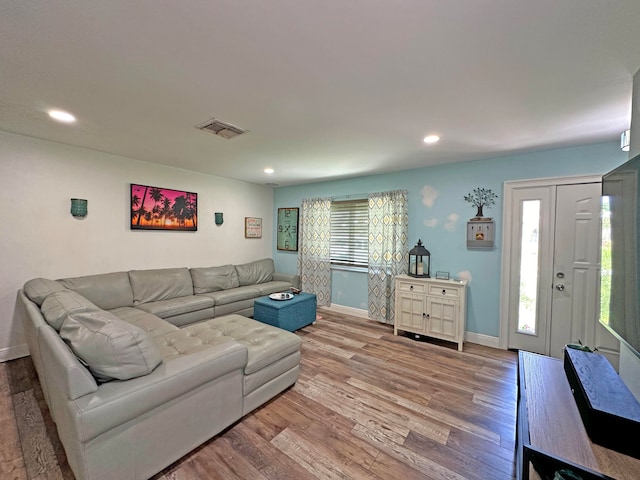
[264,168,274,174]
[48,109,76,123]
[423,135,440,144]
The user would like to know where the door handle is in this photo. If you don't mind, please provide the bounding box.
[556,284,565,291]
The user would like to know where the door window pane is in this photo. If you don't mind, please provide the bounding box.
[518,200,541,334]
[600,195,611,326]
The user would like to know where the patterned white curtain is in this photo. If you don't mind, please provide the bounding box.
[297,197,332,306]
[368,190,408,324]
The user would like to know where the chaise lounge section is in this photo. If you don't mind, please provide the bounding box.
[18,258,303,480]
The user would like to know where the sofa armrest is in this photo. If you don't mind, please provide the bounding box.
[273,272,301,290]
[70,342,248,442]
[39,326,99,400]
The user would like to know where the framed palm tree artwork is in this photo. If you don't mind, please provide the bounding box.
[130,183,197,231]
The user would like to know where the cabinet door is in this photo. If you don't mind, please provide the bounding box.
[397,293,425,331]
[426,296,458,340]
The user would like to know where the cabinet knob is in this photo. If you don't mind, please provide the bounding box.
[425,313,430,319]
[410,285,414,290]
[442,289,446,295]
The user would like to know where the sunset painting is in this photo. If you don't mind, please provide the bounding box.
[130,184,197,231]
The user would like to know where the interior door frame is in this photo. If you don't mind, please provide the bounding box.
[498,174,603,350]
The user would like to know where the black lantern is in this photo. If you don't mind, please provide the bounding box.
[408,239,431,278]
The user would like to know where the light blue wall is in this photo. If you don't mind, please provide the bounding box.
[273,141,628,338]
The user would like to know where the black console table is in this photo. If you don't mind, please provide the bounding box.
[516,351,640,480]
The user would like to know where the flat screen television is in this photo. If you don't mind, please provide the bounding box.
[600,152,640,359]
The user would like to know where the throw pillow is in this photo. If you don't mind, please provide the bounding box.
[23,278,67,306]
[41,290,99,331]
[60,310,162,383]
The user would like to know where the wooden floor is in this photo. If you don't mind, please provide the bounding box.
[1,308,518,480]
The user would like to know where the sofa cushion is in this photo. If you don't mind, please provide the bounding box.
[199,315,302,375]
[190,265,239,294]
[201,285,261,306]
[129,268,193,305]
[58,272,134,310]
[134,295,214,319]
[109,307,179,337]
[244,351,301,395]
[253,280,296,296]
[235,258,274,286]
[60,309,162,383]
[41,290,99,331]
[152,327,238,361]
[23,278,66,306]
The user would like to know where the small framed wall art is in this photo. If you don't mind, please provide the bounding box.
[277,207,299,251]
[245,217,262,238]
[435,271,450,280]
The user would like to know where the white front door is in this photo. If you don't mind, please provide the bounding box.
[548,183,603,358]
[501,177,619,361]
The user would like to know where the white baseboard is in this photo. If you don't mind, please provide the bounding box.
[0,344,29,363]
[464,331,501,349]
[320,304,503,350]
[324,303,369,319]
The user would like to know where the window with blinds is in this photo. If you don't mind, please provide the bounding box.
[330,198,369,268]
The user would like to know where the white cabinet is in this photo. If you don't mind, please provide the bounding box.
[394,275,468,351]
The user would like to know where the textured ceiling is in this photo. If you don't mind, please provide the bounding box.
[1,1,639,186]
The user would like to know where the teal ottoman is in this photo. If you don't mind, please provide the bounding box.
[253,292,317,331]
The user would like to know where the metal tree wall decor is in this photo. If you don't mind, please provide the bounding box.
[464,187,497,218]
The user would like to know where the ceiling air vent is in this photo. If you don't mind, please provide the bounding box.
[196,118,248,139]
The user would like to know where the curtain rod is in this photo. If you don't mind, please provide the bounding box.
[331,193,369,201]
[331,189,407,201]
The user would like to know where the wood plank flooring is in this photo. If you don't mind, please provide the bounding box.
[1,308,518,479]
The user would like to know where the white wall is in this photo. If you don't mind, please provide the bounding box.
[0,130,274,360]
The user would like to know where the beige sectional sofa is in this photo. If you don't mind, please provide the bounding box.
[18,258,303,480]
